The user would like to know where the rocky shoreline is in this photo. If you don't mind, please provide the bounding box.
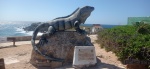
[23,22,47,33]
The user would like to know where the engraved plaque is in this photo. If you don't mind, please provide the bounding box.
[73,46,97,66]
[78,49,94,60]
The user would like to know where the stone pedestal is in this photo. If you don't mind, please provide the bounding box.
[30,31,93,68]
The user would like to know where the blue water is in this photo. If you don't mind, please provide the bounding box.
[0,21,120,37]
[81,24,120,29]
[0,21,33,37]
[101,24,120,28]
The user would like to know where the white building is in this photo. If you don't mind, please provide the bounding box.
[81,24,103,34]
[91,24,103,34]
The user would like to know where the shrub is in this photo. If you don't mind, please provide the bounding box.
[96,24,150,63]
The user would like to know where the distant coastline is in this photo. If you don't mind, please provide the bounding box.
[0,21,122,37]
[81,24,122,29]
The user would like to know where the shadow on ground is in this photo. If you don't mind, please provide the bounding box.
[82,58,124,69]
[33,58,124,69]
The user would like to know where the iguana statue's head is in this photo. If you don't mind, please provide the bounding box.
[79,6,94,24]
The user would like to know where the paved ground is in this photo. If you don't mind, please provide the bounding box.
[0,35,126,69]
[0,40,39,48]
[0,41,30,47]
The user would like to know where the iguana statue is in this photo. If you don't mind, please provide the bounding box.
[31,6,94,61]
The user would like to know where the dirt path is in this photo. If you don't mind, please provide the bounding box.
[0,35,126,69]
[0,44,36,69]
[89,35,126,69]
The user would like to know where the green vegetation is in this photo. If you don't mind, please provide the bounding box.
[96,22,150,63]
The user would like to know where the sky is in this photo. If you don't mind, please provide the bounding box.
[0,0,150,25]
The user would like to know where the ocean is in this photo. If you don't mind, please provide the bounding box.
[0,21,43,37]
[81,24,120,29]
[0,21,120,37]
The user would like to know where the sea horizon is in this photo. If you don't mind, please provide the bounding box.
[0,21,123,37]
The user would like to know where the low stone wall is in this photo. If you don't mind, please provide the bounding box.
[7,36,40,41]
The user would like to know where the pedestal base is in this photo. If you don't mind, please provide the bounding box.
[30,32,93,68]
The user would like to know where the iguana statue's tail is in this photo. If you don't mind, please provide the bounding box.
[31,23,64,61]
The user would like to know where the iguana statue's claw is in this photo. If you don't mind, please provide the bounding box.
[81,29,87,35]
[77,29,87,35]
[38,37,48,47]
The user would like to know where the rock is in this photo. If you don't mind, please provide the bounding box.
[23,23,40,31]
[30,31,93,68]
[23,22,48,33]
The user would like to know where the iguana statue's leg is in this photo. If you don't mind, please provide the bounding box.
[38,26,56,47]
[74,21,87,35]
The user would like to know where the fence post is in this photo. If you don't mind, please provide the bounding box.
[0,58,5,69]
[12,38,16,46]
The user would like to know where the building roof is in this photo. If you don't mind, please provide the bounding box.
[128,17,150,25]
